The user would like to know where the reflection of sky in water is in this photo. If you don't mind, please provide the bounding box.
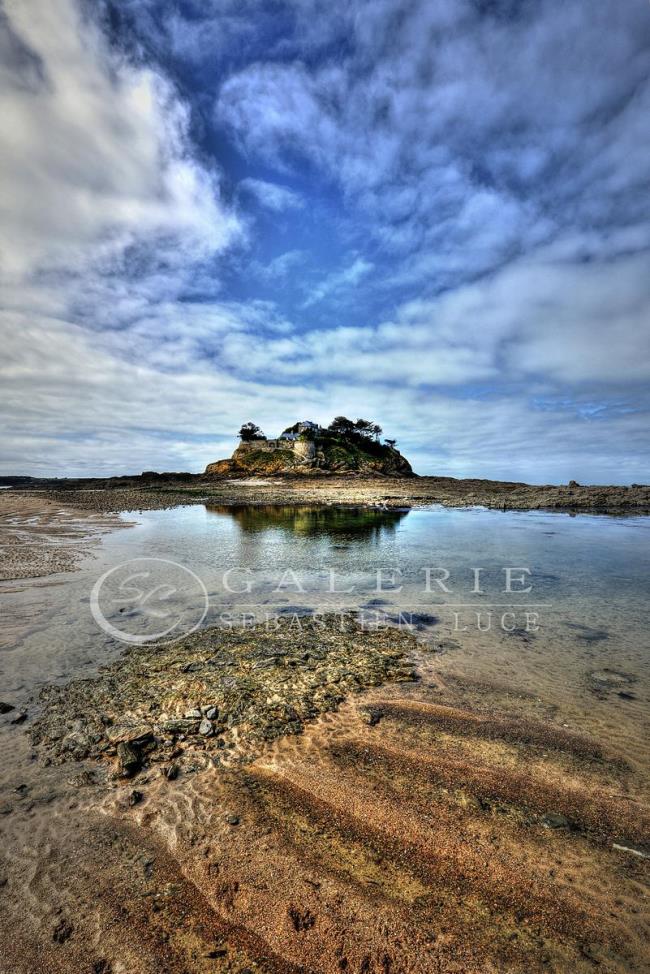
[1,504,649,700]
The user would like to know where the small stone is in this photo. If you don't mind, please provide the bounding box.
[225,813,240,826]
[198,718,213,736]
[184,708,202,719]
[205,706,218,720]
[360,709,381,726]
[10,711,27,725]
[0,702,15,715]
[53,918,73,944]
[541,812,570,829]
[116,741,141,777]
[129,789,144,807]
[165,763,180,781]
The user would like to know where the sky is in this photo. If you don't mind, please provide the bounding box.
[1,0,649,483]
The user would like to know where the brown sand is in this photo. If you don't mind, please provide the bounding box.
[1,635,646,973]
[0,496,648,973]
[0,492,126,581]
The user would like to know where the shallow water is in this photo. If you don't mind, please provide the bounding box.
[1,503,649,708]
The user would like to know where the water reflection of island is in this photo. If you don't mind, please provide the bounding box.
[205,504,410,541]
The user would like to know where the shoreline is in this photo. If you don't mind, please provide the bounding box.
[6,472,650,516]
[0,492,128,582]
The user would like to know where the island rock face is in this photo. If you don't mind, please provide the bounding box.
[205,427,414,477]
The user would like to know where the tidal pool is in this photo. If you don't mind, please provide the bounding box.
[1,503,649,709]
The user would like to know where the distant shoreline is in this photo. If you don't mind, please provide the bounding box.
[4,472,649,516]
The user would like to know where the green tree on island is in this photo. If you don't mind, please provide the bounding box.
[239,422,266,441]
[328,416,383,441]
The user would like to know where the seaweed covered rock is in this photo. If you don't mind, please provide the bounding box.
[32,615,418,774]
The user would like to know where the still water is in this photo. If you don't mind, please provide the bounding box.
[1,503,649,711]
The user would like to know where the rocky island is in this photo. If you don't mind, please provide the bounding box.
[205,417,414,477]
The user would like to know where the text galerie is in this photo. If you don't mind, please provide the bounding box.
[221,566,542,633]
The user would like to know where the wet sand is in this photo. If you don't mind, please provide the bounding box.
[0,496,648,973]
[0,492,126,582]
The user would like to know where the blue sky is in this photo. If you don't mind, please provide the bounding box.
[1,0,649,482]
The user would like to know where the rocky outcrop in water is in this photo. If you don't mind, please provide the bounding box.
[206,427,415,477]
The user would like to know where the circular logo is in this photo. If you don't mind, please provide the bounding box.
[90,557,209,645]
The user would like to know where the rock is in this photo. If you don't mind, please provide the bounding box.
[128,789,144,806]
[288,906,316,932]
[225,813,240,825]
[10,711,27,725]
[180,662,204,673]
[611,840,650,860]
[116,741,141,777]
[52,918,73,944]
[106,723,153,745]
[161,718,200,735]
[360,708,382,726]
[93,961,112,974]
[568,480,580,488]
[31,616,416,772]
[541,812,570,829]
[0,702,15,715]
[165,763,180,781]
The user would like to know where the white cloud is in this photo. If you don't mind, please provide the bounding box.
[239,177,303,211]
[250,249,307,283]
[302,256,373,308]
[216,0,650,288]
[0,0,240,282]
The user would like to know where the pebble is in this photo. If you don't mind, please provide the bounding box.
[225,813,240,825]
[52,918,73,944]
[116,741,141,777]
[0,702,15,714]
[541,812,570,830]
[199,718,213,736]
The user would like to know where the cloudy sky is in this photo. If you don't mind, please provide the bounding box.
[1,0,649,482]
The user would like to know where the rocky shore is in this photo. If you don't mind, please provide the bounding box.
[9,472,650,515]
[32,616,418,774]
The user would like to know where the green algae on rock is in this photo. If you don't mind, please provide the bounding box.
[31,615,419,772]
